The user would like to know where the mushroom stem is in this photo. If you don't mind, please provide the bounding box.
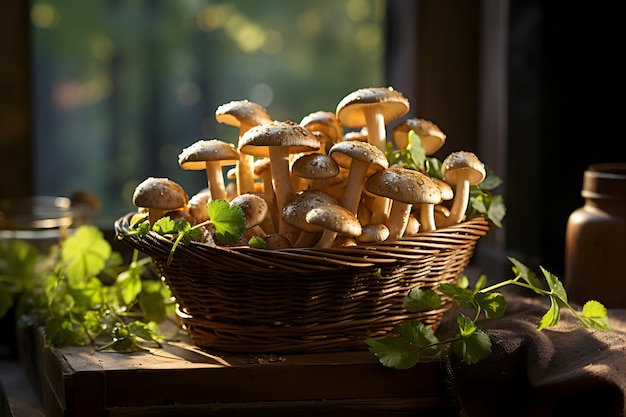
[205,161,228,201]
[268,146,297,236]
[443,178,470,226]
[419,203,437,232]
[339,159,369,214]
[363,107,387,152]
[387,201,411,240]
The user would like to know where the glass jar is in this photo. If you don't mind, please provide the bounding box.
[0,195,91,252]
[564,163,626,308]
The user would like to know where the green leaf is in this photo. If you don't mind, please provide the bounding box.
[474,274,488,291]
[508,257,544,292]
[207,199,247,244]
[540,266,568,301]
[452,329,492,365]
[128,320,161,344]
[116,267,142,306]
[152,217,176,235]
[403,287,442,312]
[439,283,477,311]
[366,336,421,370]
[394,320,441,356]
[537,296,561,330]
[407,130,427,169]
[61,226,112,282]
[248,235,267,249]
[475,291,506,319]
[578,300,611,331]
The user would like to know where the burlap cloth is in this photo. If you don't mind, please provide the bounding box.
[443,292,626,417]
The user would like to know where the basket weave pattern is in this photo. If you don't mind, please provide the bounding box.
[115,213,490,353]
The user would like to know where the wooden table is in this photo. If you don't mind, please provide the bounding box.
[10,327,456,417]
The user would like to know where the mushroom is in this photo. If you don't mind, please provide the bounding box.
[291,152,340,192]
[215,100,272,196]
[188,189,212,223]
[336,86,410,152]
[357,223,390,243]
[178,139,239,201]
[132,177,189,225]
[328,140,388,217]
[230,193,269,238]
[282,189,338,247]
[299,110,344,154]
[364,167,442,240]
[391,118,446,154]
[305,203,362,249]
[238,120,320,238]
[440,151,486,227]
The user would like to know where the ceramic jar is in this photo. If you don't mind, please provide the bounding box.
[565,163,626,308]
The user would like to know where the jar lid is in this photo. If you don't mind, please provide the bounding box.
[582,163,626,200]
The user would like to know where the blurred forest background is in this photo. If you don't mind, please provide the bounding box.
[30,0,385,225]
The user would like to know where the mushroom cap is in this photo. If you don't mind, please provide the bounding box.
[305,204,362,237]
[328,140,388,172]
[441,151,486,186]
[291,153,340,180]
[300,110,344,142]
[431,177,454,201]
[238,120,320,157]
[343,129,368,142]
[188,189,212,222]
[132,177,189,211]
[229,193,268,229]
[358,223,390,243]
[364,166,442,205]
[178,139,239,170]
[215,100,271,129]
[282,190,338,233]
[336,86,410,128]
[392,118,446,154]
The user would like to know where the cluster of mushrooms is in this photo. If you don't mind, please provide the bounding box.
[131,86,486,249]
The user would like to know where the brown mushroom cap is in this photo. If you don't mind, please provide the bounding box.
[305,203,362,248]
[291,152,340,188]
[132,177,189,225]
[238,120,321,157]
[229,193,269,230]
[300,110,344,152]
[336,87,410,129]
[357,223,390,243]
[178,139,239,201]
[282,189,338,234]
[188,189,212,223]
[392,118,446,154]
[215,100,272,133]
[365,167,441,238]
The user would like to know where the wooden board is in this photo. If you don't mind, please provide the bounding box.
[20,327,455,417]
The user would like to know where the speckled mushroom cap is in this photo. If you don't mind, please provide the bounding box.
[291,153,340,180]
[238,120,320,157]
[229,193,268,229]
[299,110,344,143]
[328,140,388,175]
[305,204,362,237]
[364,167,442,205]
[132,177,189,211]
[335,87,410,128]
[282,190,338,233]
[441,151,486,186]
[178,139,239,170]
[392,118,446,154]
[215,100,272,129]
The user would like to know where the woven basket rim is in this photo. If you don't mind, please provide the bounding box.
[114,213,490,272]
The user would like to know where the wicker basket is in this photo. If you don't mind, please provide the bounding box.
[114,213,490,354]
